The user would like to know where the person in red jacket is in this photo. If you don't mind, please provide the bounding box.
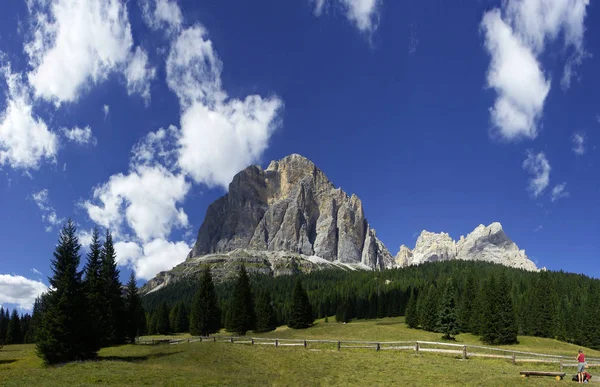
[577,349,586,383]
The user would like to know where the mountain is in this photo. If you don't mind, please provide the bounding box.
[142,154,394,293]
[394,222,538,271]
[142,155,538,294]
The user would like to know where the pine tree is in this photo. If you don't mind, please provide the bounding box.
[405,289,419,328]
[225,265,256,335]
[0,307,7,344]
[459,273,476,332]
[190,267,221,336]
[82,227,102,351]
[27,297,44,344]
[437,279,459,340]
[255,290,277,333]
[155,302,171,335]
[124,272,145,343]
[175,302,189,333]
[100,230,126,346]
[421,285,439,332]
[496,273,518,344]
[481,275,499,344]
[36,220,98,364]
[287,278,313,329]
[5,310,22,344]
[529,271,554,338]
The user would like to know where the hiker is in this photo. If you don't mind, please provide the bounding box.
[577,349,586,383]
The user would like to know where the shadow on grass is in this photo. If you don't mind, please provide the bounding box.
[374,321,403,326]
[98,351,180,363]
[0,359,18,365]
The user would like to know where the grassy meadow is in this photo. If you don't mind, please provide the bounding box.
[1,317,597,386]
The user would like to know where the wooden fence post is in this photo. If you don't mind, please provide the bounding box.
[200,337,203,342]
[213,337,216,343]
[304,340,307,349]
[560,360,563,372]
[376,343,380,352]
[337,341,341,351]
[275,339,279,348]
[152,339,154,345]
[512,354,516,365]
[462,346,467,360]
[415,342,419,354]
[188,338,190,343]
[251,339,254,346]
[230,337,234,343]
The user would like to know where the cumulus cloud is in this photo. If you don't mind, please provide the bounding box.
[572,133,585,155]
[141,0,183,35]
[551,182,569,202]
[522,151,551,198]
[115,239,190,280]
[480,0,589,140]
[0,274,48,310]
[167,26,283,188]
[0,64,58,170]
[125,47,156,103]
[32,189,65,232]
[24,0,155,105]
[312,0,381,33]
[61,126,96,146]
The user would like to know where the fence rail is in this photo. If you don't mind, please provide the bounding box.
[136,336,598,370]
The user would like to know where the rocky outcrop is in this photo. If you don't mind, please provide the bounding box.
[188,154,392,268]
[395,222,537,271]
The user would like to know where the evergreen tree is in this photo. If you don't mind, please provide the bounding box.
[124,272,145,343]
[21,314,32,344]
[82,227,103,351]
[481,275,499,344]
[100,230,126,346]
[36,220,97,364]
[0,307,7,344]
[496,273,518,345]
[529,272,554,338]
[175,302,189,333]
[459,273,476,332]
[255,290,277,333]
[169,303,180,333]
[405,289,419,328]
[287,278,313,329]
[437,279,459,340]
[155,302,170,335]
[190,267,221,336]
[5,310,22,344]
[27,297,44,344]
[421,285,439,332]
[225,265,256,335]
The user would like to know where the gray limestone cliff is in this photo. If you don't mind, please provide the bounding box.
[394,222,538,271]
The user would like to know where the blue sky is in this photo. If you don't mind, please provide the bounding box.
[0,0,598,310]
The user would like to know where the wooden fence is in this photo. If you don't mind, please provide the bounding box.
[136,336,599,371]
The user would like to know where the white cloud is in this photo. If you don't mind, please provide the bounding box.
[31,268,42,277]
[32,189,65,232]
[522,151,551,198]
[312,0,381,33]
[572,133,585,155]
[125,47,156,103]
[83,164,190,243]
[481,10,550,141]
[77,227,94,248]
[0,64,58,170]
[115,238,189,280]
[141,0,183,35]
[103,104,110,119]
[551,182,570,202]
[60,126,97,145]
[533,225,543,232]
[167,26,283,188]
[0,274,48,310]
[130,125,178,169]
[480,0,589,140]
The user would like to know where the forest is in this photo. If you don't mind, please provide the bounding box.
[143,259,600,348]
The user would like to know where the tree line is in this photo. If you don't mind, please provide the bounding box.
[143,259,600,349]
[145,265,314,336]
[0,307,34,345]
[30,221,146,364]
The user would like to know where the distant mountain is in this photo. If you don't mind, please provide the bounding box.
[142,155,537,294]
[394,222,538,271]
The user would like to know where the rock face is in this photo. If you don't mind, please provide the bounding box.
[394,222,537,271]
[189,154,394,268]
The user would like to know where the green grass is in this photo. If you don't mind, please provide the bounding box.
[1,317,596,386]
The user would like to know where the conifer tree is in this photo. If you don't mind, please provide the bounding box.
[459,274,476,332]
[421,285,439,332]
[405,289,419,328]
[36,220,97,364]
[124,272,145,343]
[254,290,277,333]
[27,297,44,344]
[437,279,459,340]
[496,273,518,344]
[169,303,180,333]
[155,302,171,335]
[225,265,256,335]
[82,227,102,350]
[175,302,189,333]
[189,267,221,336]
[5,310,22,344]
[481,275,499,344]
[100,230,126,345]
[529,271,554,338]
[288,278,313,329]
[0,307,7,344]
